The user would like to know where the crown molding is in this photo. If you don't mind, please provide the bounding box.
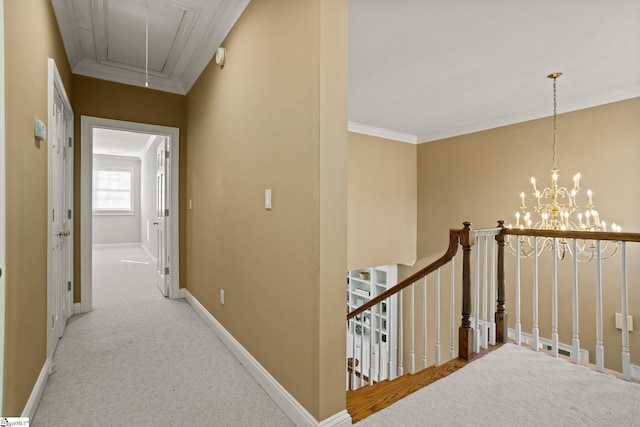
[73,58,187,94]
[181,0,251,93]
[417,87,640,144]
[347,121,418,144]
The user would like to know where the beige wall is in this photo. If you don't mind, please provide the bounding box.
[3,0,72,415]
[185,0,347,420]
[416,97,640,371]
[348,132,417,270]
[71,75,187,302]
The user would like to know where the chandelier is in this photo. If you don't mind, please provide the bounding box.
[506,72,621,261]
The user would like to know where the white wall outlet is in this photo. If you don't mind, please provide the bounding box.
[220,289,225,306]
[615,313,634,331]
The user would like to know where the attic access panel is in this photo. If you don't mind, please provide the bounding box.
[106,0,186,73]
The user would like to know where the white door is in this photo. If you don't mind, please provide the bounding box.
[155,139,169,296]
[48,82,73,360]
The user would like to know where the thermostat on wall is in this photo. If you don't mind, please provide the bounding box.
[34,119,47,141]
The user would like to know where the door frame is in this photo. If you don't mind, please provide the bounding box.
[47,58,74,361]
[80,116,180,312]
[0,0,6,413]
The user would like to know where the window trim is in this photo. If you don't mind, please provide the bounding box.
[92,167,135,215]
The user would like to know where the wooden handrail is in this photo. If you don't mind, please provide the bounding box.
[347,226,463,321]
[504,227,640,242]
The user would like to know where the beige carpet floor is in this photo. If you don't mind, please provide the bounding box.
[356,343,640,426]
[32,245,294,427]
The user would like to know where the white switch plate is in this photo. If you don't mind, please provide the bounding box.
[220,289,225,306]
[615,313,634,331]
[265,189,272,210]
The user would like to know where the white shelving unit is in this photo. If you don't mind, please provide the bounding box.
[347,264,398,384]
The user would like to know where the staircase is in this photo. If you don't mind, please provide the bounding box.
[346,221,640,422]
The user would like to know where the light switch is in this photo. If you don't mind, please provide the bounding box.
[265,189,272,210]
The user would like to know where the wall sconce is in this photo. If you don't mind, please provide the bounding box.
[215,47,226,69]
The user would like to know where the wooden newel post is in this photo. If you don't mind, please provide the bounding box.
[495,220,508,343]
[459,222,474,360]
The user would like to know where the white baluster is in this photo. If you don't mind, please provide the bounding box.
[398,289,404,376]
[482,236,488,350]
[474,235,481,354]
[532,238,540,351]
[389,293,398,380]
[378,300,384,381]
[409,283,415,374]
[449,257,456,359]
[422,276,428,369]
[515,238,522,345]
[595,240,604,372]
[370,305,377,384]
[359,314,365,387]
[435,268,441,366]
[489,238,496,346]
[551,238,559,358]
[621,242,631,381]
[571,239,580,364]
[351,318,357,389]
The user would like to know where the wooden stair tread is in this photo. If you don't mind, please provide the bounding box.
[347,343,503,423]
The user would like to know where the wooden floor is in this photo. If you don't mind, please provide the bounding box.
[346,343,503,423]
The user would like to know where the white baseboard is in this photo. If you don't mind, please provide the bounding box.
[22,358,51,419]
[318,410,352,427]
[92,242,141,249]
[73,302,84,315]
[139,243,157,264]
[184,290,351,427]
[507,328,589,363]
[178,288,186,299]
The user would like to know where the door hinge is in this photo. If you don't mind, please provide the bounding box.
[165,150,170,159]
[67,281,72,291]
[52,315,55,329]
[52,209,55,222]
[68,209,72,220]
[165,208,169,217]
[165,267,170,275]
[68,137,73,147]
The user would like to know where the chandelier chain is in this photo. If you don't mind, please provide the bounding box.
[552,76,557,170]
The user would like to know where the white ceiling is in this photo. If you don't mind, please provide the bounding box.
[93,128,154,158]
[349,0,640,143]
[53,1,640,143]
[51,0,250,94]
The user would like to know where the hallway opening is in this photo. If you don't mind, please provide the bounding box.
[80,117,181,313]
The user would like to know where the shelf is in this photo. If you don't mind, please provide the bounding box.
[353,288,370,298]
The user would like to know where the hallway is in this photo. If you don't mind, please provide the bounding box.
[33,246,294,426]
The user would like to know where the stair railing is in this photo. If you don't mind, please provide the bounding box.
[347,220,640,392]
[503,224,640,380]
[347,222,492,390]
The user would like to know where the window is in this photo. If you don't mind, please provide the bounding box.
[93,168,134,213]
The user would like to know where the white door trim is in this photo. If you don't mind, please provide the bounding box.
[0,0,6,414]
[80,116,180,312]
